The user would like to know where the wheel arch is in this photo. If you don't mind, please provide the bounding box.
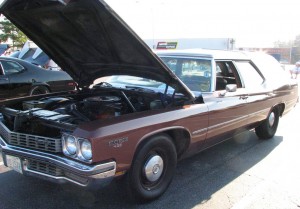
[276,103,285,117]
[134,127,192,162]
[29,83,51,95]
[255,102,283,140]
[31,82,51,89]
[272,102,285,117]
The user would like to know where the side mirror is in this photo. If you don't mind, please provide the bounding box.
[226,84,237,92]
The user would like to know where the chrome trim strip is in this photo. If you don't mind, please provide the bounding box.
[207,115,249,131]
[248,108,269,117]
[192,128,208,135]
[207,107,270,131]
[140,126,192,142]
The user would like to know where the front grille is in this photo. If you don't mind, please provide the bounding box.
[26,159,88,185]
[27,160,63,177]
[0,121,62,153]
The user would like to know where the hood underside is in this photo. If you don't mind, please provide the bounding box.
[0,0,194,98]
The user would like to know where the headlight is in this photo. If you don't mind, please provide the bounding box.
[65,135,77,155]
[80,140,92,160]
[62,134,92,162]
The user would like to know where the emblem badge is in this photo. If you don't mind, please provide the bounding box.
[109,137,128,148]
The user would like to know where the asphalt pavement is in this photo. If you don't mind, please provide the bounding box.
[0,101,300,209]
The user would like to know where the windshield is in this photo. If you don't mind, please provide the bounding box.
[100,57,212,93]
[108,76,163,88]
[96,75,166,93]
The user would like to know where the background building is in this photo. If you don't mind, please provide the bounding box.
[239,47,300,64]
[143,38,236,50]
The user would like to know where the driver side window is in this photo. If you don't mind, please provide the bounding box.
[160,57,212,92]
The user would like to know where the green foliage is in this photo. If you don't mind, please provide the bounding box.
[0,17,27,48]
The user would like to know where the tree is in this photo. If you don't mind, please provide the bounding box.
[294,35,300,47]
[273,40,293,48]
[273,35,300,63]
[0,17,27,48]
[274,34,300,48]
[290,34,300,63]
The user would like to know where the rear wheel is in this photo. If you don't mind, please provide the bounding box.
[127,134,177,202]
[255,107,279,139]
[29,86,50,96]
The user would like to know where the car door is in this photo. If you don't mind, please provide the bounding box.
[233,60,271,124]
[203,60,249,149]
[159,56,212,151]
[0,59,29,99]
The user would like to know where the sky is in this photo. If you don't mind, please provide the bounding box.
[0,0,299,48]
[105,0,300,48]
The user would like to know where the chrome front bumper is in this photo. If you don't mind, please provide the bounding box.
[0,137,116,187]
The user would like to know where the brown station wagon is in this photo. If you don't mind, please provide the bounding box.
[0,0,298,202]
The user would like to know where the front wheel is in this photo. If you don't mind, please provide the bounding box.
[127,134,177,202]
[255,107,279,139]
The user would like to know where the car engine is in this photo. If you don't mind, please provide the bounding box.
[0,89,176,138]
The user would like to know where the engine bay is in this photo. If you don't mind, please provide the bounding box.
[0,89,189,138]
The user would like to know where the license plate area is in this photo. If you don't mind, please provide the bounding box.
[6,155,23,174]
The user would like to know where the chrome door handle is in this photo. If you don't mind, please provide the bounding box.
[240,95,248,100]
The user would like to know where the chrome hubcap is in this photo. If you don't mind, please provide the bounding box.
[268,112,275,127]
[144,155,164,182]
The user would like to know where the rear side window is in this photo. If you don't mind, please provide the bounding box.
[215,61,242,90]
[1,60,24,75]
[234,61,264,88]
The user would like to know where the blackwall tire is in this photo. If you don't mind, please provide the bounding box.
[29,86,50,96]
[127,134,177,202]
[255,107,279,139]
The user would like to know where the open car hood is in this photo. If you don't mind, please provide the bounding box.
[0,0,194,99]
